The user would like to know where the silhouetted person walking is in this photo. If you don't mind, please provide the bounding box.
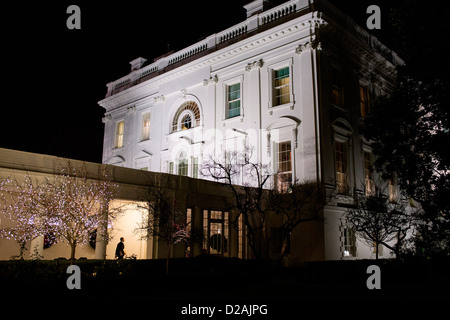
[115,237,125,259]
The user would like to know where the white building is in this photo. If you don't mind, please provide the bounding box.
[99,0,404,261]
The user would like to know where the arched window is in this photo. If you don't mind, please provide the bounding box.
[172,101,200,132]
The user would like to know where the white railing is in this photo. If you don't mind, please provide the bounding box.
[105,0,402,97]
[106,0,305,97]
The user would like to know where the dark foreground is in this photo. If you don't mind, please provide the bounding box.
[1,256,449,316]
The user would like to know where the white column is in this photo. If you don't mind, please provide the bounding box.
[29,236,44,259]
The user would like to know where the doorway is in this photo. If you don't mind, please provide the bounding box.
[202,210,229,256]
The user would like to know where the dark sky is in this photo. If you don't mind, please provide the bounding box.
[0,1,409,163]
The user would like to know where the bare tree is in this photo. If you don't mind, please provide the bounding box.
[344,181,415,259]
[267,180,330,259]
[136,177,190,274]
[200,146,272,259]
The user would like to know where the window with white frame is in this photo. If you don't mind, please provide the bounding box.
[273,66,291,106]
[141,112,150,141]
[364,151,375,197]
[115,121,124,148]
[177,151,188,176]
[226,83,241,119]
[342,227,357,257]
[275,141,292,192]
[388,175,398,203]
[333,120,353,195]
[335,140,348,195]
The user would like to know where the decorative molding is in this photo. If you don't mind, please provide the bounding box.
[295,39,322,54]
[245,59,263,72]
[153,95,165,103]
[126,105,136,113]
[203,75,218,86]
[102,114,112,123]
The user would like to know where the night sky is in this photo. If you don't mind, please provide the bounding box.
[0,1,416,163]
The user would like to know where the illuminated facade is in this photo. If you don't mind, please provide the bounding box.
[99,0,403,261]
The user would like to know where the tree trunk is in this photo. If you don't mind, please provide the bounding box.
[18,241,26,260]
[375,242,379,260]
[70,242,77,265]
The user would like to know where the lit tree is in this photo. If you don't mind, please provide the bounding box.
[0,175,50,259]
[45,162,120,263]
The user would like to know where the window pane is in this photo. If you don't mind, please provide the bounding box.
[142,113,150,140]
[276,141,292,192]
[360,85,369,117]
[227,83,241,119]
[274,67,290,106]
[116,121,124,148]
[335,141,347,194]
[228,83,241,101]
[227,100,241,118]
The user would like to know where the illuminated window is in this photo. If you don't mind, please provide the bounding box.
[335,141,347,194]
[364,152,375,196]
[238,214,245,259]
[186,208,192,257]
[181,114,192,130]
[359,85,370,118]
[172,101,200,132]
[141,112,150,141]
[343,228,356,257]
[115,121,124,148]
[273,67,291,106]
[275,141,292,192]
[226,83,241,118]
[388,177,398,203]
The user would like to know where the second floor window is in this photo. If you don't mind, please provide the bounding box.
[115,121,124,148]
[273,67,291,106]
[172,101,201,133]
[364,151,375,196]
[360,85,370,118]
[141,113,150,141]
[226,83,241,118]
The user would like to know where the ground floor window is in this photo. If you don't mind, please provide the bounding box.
[342,227,357,257]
